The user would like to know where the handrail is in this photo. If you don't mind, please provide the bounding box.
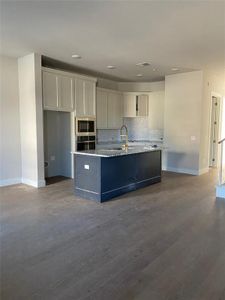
[218,138,225,144]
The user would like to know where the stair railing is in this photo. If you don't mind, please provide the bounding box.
[218,138,225,185]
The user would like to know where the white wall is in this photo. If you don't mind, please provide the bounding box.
[18,53,45,187]
[148,91,165,130]
[164,71,203,175]
[0,56,21,186]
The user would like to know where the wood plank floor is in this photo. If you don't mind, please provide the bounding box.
[1,170,225,300]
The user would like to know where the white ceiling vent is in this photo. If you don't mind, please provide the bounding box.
[136,62,150,67]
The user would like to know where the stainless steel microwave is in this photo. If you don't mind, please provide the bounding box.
[75,117,96,136]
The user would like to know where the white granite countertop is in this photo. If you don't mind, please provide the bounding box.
[73,146,162,157]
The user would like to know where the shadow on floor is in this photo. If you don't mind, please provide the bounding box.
[45,176,70,185]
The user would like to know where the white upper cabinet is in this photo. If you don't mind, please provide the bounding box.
[96,89,108,129]
[107,92,123,129]
[75,79,96,117]
[84,80,96,116]
[43,70,74,112]
[42,68,96,115]
[123,93,136,117]
[42,71,58,110]
[123,92,149,117]
[96,88,123,129]
[58,75,74,111]
[137,94,148,117]
[75,79,85,116]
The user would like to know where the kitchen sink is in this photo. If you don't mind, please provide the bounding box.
[111,147,123,150]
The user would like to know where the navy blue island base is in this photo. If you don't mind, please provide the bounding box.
[74,150,161,202]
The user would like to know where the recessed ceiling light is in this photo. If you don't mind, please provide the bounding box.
[136,74,143,77]
[72,54,81,59]
[136,62,150,67]
[107,65,116,69]
[171,67,179,71]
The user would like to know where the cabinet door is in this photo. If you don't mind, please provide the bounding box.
[42,71,58,110]
[75,78,85,116]
[58,75,74,111]
[108,92,123,129]
[138,94,149,117]
[123,93,136,117]
[84,80,96,116]
[96,89,108,129]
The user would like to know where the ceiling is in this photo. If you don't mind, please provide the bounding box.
[1,1,225,82]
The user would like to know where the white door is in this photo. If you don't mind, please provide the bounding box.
[84,80,96,116]
[96,89,108,129]
[138,94,149,117]
[123,93,136,117]
[59,75,74,112]
[42,71,58,110]
[75,78,85,116]
[108,92,123,129]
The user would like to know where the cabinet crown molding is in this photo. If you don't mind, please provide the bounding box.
[123,91,151,95]
[42,67,97,83]
[97,87,122,95]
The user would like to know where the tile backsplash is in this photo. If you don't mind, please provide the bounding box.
[97,117,163,142]
[124,117,163,141]
[97,129,121,142]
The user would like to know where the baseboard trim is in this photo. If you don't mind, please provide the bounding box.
[22,178,46,188]
[0,178,46,188]
[162,166,209,176]
[162,167,199,176]
[198,168,209,175]
[0,178,21,187]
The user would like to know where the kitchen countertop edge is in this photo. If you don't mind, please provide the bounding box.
[72,147,162,158]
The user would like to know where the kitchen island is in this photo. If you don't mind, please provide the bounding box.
[73,147,162,202]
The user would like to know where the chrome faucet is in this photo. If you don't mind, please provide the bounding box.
[120,125,129,150]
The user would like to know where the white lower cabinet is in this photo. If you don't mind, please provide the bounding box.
[96,88,123,129]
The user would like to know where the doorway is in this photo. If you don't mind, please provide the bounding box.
[44,111,72,184]
[209,96,221,167]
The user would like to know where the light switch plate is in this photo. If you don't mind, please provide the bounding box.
[84,164,90,170]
